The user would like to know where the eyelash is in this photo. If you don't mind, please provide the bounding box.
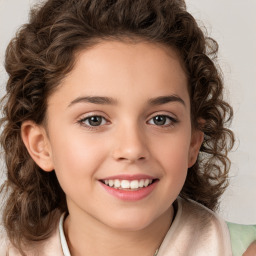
[77,114,178,130]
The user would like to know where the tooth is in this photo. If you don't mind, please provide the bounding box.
[105,179,154,189]
[130,180,139,189]
[121,180,130,189]
[139,180,144,188]
[114,179,121,188]
[108,180,114,187]
[144,179,150,187]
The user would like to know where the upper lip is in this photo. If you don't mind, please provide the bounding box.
[99,174,158,181]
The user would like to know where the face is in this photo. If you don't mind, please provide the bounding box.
[29,41,202,231]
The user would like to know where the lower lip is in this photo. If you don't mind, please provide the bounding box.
[99,181,158,201]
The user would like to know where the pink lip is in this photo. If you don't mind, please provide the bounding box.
[99,179,159,201]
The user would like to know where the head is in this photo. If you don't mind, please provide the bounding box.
[1,0,234,251]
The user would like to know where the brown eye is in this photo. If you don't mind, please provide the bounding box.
[148,115,177,126]
[153,115,167,125]
[88,116,102,126]
[80,116,107,127]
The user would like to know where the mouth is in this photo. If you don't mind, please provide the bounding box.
[99,179,158,191]
[99,176,159,201]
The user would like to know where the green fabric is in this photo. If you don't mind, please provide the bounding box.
[227,222,256,256]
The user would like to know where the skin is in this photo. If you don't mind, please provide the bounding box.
[21,41,204,256]
[244,241,256,256]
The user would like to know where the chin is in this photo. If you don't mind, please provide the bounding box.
[110,220,152,232]
[103,210,160,232]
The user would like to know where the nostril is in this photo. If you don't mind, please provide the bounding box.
[115,156,146,162]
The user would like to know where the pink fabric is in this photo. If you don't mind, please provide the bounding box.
[0,224,63,256]
[157,198,232,255]
[0,197,232,255]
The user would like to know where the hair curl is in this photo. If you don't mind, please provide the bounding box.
[0,0,234,253]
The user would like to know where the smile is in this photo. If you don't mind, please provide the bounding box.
[102,179,154,190]
[99,176,159,201]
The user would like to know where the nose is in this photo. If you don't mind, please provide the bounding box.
[111,123,149,163]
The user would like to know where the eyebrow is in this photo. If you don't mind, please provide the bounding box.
[68,96,118,107]
[68,95,185,107]
[148,95,185,107]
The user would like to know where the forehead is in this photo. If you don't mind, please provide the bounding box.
[73,40,187,84]
[48,40,189,108]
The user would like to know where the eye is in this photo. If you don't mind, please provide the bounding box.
[78,115,107,127]
[148,115,177,126]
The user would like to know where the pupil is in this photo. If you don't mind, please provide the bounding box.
[154,115,166,125]
[89,116,102,126]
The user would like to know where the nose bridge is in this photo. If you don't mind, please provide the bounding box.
[111,117,149,162]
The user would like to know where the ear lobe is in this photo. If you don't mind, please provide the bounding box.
[21,121,54,172]
[188,128,204,168]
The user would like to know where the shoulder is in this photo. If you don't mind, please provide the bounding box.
[227,222,256,256]
[0,217,64,256]
[0,231,9,256]
[176,197,231,239]
[157,197,232,256]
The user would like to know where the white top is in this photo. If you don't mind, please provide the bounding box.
[59,214,71,256]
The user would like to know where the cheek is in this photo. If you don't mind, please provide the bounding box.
[150,131,191,183]
[152,133,191,166]
[160,147,189,186]
[50,131,108,185]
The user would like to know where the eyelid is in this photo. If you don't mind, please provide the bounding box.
[76,111,109,121]
[147,111,178,121]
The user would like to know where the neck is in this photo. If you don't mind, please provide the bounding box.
[64,206,174,256]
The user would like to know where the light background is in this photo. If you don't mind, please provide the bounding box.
[0,0,255,224]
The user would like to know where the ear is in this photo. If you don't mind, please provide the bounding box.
[21,121,54,172]
[188,128,204,168]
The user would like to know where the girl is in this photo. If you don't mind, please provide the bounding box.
[0,0,255,255]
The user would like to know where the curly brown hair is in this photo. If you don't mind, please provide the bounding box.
[0,0,234,253]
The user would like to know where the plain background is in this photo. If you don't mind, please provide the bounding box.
[0,0,255,224]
